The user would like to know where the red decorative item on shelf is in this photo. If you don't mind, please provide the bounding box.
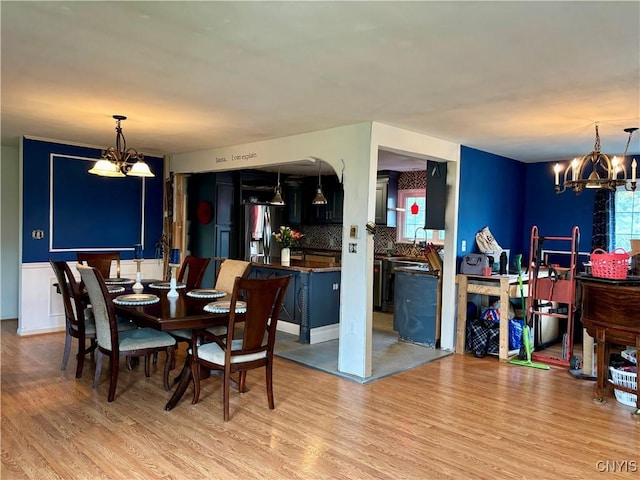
[410,202,419,215]
[197,201,213,225]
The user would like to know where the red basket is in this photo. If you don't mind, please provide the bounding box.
[590,248,630,279]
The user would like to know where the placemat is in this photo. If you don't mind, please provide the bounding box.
[204,300,247,314]
[187,289,226,299]
[113,293,160,306]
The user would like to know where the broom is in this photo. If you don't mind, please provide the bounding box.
[510,254,550,370]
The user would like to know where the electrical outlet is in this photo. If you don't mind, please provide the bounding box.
[32,229,45,240]
[348,243,357,253]
[461,240,467,252]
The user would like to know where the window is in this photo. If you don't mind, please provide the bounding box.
[396,189,445,244]
[614,190,640,251]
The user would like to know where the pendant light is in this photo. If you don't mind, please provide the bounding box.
[270,168,285,205]
[311,159,328,205]
[554,124,637,194]
[89,115,154,178]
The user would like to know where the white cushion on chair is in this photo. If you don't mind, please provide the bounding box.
[119,328,176,351]
[171,329,193,340]
[206,325,227,336]
[195,339,266,365]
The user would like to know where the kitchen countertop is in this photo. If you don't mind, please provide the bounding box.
[250,260,341,273]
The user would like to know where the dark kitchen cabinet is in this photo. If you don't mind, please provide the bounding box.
[425,161,447,230]
[284,181,303,225]
[187,172,236,287]
[308,176,343,225]
[375,171,399,227]
[239,170,278,204]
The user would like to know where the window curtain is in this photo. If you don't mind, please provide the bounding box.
[591,189,615,251]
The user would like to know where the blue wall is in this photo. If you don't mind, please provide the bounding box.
[522,162,594,259]
[457,146,526,269]
[23,138,164,263]
[456,145,596,272]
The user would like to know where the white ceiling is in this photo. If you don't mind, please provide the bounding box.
[2,1,639,173]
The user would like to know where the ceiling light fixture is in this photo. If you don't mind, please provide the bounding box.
[554,124,637,194]
[270,167,285,205]
[89,115,154,178]
[311,159,328,205]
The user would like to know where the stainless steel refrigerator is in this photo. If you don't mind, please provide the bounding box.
[243,204,285,264]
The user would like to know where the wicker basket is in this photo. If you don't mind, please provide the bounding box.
[608,366,637,407]
[590,248,629,279]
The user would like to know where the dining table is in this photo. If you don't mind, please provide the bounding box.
[106,278,233,411]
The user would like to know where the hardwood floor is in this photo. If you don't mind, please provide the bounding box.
[2,319,638,479]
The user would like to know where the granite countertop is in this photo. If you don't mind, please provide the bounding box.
[251,260,341,273]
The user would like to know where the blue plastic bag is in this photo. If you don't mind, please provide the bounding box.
[480,307,523,350]
[509,319,524,350]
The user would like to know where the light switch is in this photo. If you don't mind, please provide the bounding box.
[461,240,467,252]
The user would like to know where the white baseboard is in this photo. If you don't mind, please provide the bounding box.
[276,321,300,336]
[310,323,339,344]
[17,325,65,336]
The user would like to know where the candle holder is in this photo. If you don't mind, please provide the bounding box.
[132,258,144,293]
[167,263,180,298]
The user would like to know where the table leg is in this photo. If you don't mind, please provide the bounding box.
[593,328,607,404]
[498,278,510,361]
[455,275,468,354]
[165,354,193,411]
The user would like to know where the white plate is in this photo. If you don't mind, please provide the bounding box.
[113,293,160,306]
[187,289,226,299]
[104,277,134,285]
[204,300,247,314]
[107,285,125,294]
[149,282,186,289]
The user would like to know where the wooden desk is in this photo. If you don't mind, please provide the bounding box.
[578,276,640,414]
[456,274,526,361]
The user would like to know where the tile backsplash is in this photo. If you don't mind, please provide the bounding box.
[298,224,423,257]
[297,171,429,256]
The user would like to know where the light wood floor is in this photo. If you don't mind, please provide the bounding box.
[2,320,638,480]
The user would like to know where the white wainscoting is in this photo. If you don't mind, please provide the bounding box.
[18,260,165,336]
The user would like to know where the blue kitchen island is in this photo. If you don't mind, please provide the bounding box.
[248,261,341,344]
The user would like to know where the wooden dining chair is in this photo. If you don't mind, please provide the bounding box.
[170,258,251,347]
[50,259,98,378]
[76,252,121,279]
[190,274,291,421]
[177,255,211,289]
[51,260,137,378]
[77,265,176,402]
[214,259,251,295]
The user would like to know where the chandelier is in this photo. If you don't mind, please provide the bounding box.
[554,124,637,194]
[88,115,154,178]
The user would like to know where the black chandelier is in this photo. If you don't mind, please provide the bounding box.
[554,124,637,194]
[89,115,154,178]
